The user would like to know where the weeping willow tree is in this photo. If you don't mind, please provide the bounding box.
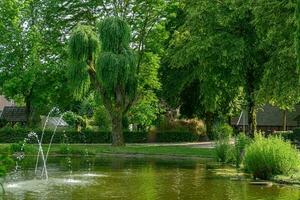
[68,17,137,146]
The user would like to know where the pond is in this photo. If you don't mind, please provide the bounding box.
[2,155,300,200]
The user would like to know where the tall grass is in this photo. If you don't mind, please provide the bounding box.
[234,133,251,168]
[244,134,300,180]
[214,123,234,163]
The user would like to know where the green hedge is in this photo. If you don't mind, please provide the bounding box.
[0,128,200,143]
[149,131,200,142]
[275,129,300,142]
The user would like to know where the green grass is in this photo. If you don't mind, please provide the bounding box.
[0,144,215,158]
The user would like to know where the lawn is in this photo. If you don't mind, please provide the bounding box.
[0,143,215,159]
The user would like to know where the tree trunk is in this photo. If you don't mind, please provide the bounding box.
[282,110,287,131]
[111,113,125,146]
[248,102,256,137]
[25,93,33,127]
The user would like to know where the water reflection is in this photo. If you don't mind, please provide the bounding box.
[3,156,300,200]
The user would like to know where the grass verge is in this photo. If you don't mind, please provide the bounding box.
[0,144,215,159]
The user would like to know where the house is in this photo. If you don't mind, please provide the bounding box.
[40,116,69,129]
[0,95,14,112]
[231,104,300,132]
[0,106,27,124]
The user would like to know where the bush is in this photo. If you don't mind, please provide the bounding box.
[234,133,251,168]
[276,129,300,142]
[215,141,234,163]
[0,127,201,143]
[152,131,200,142]
[63,111,86,129]
[243,134,300,180]
[158,118,206,136]
[0,147,14,177]
[92,105,111,131]
[213,123,233,141]
[292,128,300,141]
[274,131,294,141]
[213,123,234,163]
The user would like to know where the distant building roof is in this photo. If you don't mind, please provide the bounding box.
[40,116,68,128]
[0,96,14,110]
[0,106,27,122]
[231,104,300,127]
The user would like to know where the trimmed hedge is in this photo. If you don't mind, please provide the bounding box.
[0,128,201,143]
[274,129,300,142]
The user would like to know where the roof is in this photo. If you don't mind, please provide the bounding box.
[0,95,14,110]
[0,106,27,122]
[40,116,68,127]
[231,104,300,127]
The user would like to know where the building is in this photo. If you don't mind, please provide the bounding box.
[0,95,14,112]
[0,106,27,124]
[231,104,300,132]
[40,116,69,129]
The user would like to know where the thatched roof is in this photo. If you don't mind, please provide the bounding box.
[231,104,300,127]
[0,106,27,122]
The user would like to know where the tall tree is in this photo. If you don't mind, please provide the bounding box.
[69,18,137,146]
[162,0,245,138]
[252,0,300,130]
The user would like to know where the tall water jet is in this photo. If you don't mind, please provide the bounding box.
[34,107,58,175]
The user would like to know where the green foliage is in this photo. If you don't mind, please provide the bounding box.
[58,144,95,155]
[92,105,111,131]
[68,25,100,99]
[234,133,251,168]
[213,124,233,141]
[63,111,86,128]
[98,17,131,53]
[157,118,206,136]
[96,50,137,96]
[0,127,202,143]
[296,0,300,70]
[69,25,99,62]
[215,141,234,163]
[0,146,14,177]
[149,131,200,143]
[253,0,300,110]
[274,130,300,142]
[244,134,300,180]
[213,123,234,163]
[292,128,300,141]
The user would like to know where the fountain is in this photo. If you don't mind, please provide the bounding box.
[1,108,104,199]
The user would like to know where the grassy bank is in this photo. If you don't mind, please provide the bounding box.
[0,144,215,159]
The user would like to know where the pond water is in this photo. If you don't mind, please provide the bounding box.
[2,155,300,200]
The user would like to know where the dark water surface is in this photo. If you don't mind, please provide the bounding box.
[2,155,300,200]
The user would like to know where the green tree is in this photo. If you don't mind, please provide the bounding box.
[162,0,245,138]
[252,0,300,130]
[69,18,137,146]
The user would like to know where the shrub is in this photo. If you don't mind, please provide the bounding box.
[215,141,234,163]
[153,131,200,142]
[213,123,234,163]
[292,128,300,141]
[92,105,111,131]
[243,134,300,180]
[63,111,86,129]
[0,127,201,143]
[158,118,206,136]
[57,144,95,155]
[234,133,251,168]
[213,123,233,141]
[274,131,294,141]
[0,118,7,128]
[0,147,14,177]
